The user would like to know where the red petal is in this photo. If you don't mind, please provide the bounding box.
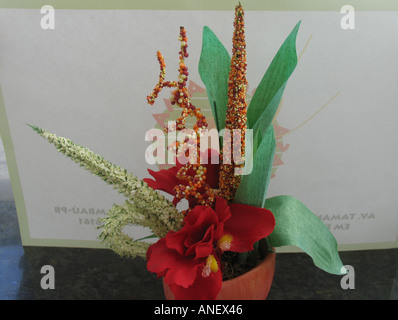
[143,166,179,196]
[172,196,181,206]
[183,206,219,259]
[224,203,275,252]
[169,265,223,300]
[184,225,214,258]
[146,237,201,288]
[184,205,219,229]
[165,230,186,256]
[213,197,231,239]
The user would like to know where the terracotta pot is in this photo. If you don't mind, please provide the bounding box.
[163,251,276,300]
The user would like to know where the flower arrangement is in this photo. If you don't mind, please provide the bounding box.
[30,4,345,300]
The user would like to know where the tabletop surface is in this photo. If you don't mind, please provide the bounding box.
[1,198,397,300]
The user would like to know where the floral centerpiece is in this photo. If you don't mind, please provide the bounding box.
[30,4,345,300]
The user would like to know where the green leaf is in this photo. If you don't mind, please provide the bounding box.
[265,195,346,275]
[198,26,230,132]
[251,83,286,139]
[247,21,301,132]
[135,233,158,242]
[234,125,276,208]
[233,22,300,211]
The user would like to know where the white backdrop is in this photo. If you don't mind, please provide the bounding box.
[0,8,397,250]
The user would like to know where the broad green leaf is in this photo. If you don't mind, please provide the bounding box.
[198,26,230,132]
[247,21,301,132]
[234,22,300,210]
[234,125,276,208]
[252,83,286,139]
[266,195,346,275]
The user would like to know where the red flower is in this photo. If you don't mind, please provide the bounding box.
[146,197,275,300]
[143,149,220,208]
